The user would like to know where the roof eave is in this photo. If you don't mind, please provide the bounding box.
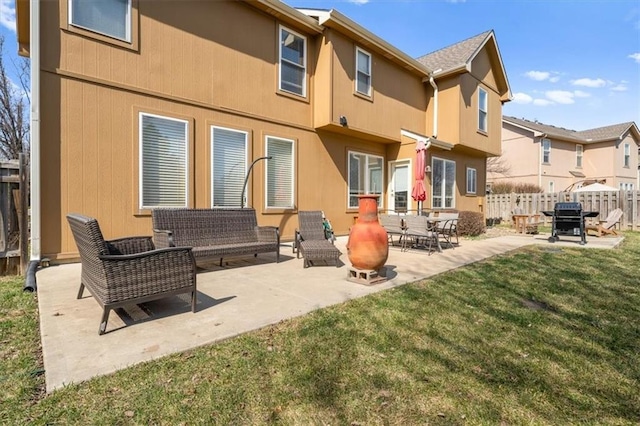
[299,8,431,77]
[245,0,324,34]
[16,0,30,57]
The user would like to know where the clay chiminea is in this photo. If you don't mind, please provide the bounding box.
[347,194,388,271]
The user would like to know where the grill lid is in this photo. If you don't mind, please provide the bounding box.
[554,202,582,211]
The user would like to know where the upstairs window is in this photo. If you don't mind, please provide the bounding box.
[69,0,131,42]
[466,167,477,195]
[279,26,306,97]
[576,144,583,168]
[542,139,551,164]
[139,113,188,208]
[624,143,630,167]
[478,87,488,132]
[355,47,372,96]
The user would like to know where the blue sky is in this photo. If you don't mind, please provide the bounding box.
[1,0,638,131]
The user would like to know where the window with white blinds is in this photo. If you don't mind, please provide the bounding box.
[266,137,294,209]
[69,0,131,42]
[139,113,188,209]
[211,127,247,208]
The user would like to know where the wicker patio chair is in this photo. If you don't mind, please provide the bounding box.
[67,213,197,335]
[296,211,341,268]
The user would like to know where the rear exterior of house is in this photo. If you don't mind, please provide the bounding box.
[492,117,640,193]
[18,0,511,262]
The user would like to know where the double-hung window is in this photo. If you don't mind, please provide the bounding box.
[542,139,551,164]
[211,127,247,208]
[69,0,131,42]
[432,157,455,208]
[478,87,488,132]
[355,47,372,96]
[348,152,383,208]
[466,167,477,195]
[576,144,583,168]
[279,26,306,97]
[139,113,189,209]
[624,143,630,167]
[266,137,295,209]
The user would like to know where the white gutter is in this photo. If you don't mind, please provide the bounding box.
[30,0,41,261]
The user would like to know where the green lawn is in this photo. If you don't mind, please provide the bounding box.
[2,233,639,425]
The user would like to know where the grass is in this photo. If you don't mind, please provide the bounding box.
[1,233,639,424]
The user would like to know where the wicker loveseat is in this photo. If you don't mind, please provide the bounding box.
[152,208,280,266]
[67,213,197,335]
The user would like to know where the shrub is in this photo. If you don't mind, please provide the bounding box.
[514,182,544,193]
[457,211,486,236]
[490,181,543,194]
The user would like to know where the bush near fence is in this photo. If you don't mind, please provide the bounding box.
[485,191,640,231]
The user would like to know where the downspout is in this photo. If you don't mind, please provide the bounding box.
[25,0,41,291]
[428,69,441,139]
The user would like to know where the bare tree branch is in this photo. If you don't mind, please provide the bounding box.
[0,36,30,160]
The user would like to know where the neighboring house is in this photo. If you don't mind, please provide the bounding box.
[490,116,640,193]
[16,0,510,262]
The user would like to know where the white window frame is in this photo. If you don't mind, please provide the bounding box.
[139,112,189,209]
[466,167,477,195]
[265,136,295,209]
[355,47,372,97]
[478,87,488,132]
[69,0,132,42]
[576,144,583,168]
[347,151,384,209]
[278,26,307,97]
[624,143,630,167]
[211,126,248,208]
[432,157,456,209]
[542,139,551,164]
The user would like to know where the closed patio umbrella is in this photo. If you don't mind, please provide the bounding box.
[411,140,429,213]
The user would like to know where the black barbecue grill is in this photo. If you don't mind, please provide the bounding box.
[542,202,599,245]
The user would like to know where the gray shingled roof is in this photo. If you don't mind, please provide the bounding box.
[415,30,492,73]
[503,116,638,143]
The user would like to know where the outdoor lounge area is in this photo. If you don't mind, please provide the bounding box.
[35,230,623,393]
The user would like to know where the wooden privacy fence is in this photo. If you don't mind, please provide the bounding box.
[0,155,29,275]
[486,191,640,231]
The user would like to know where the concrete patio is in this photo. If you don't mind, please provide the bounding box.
[35,232,623,393]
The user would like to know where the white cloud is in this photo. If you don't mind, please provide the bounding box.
[573,90,590,98]
[629,53,640,63]
[571,78,606,88]
[525,71,551,81]
[0,0,15,32]
[512,92,533,104]
[611,84,628,92]
[545,90,575,104]
[347,0,370,4]
[533,99,553,106]
[525,70,561,83]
